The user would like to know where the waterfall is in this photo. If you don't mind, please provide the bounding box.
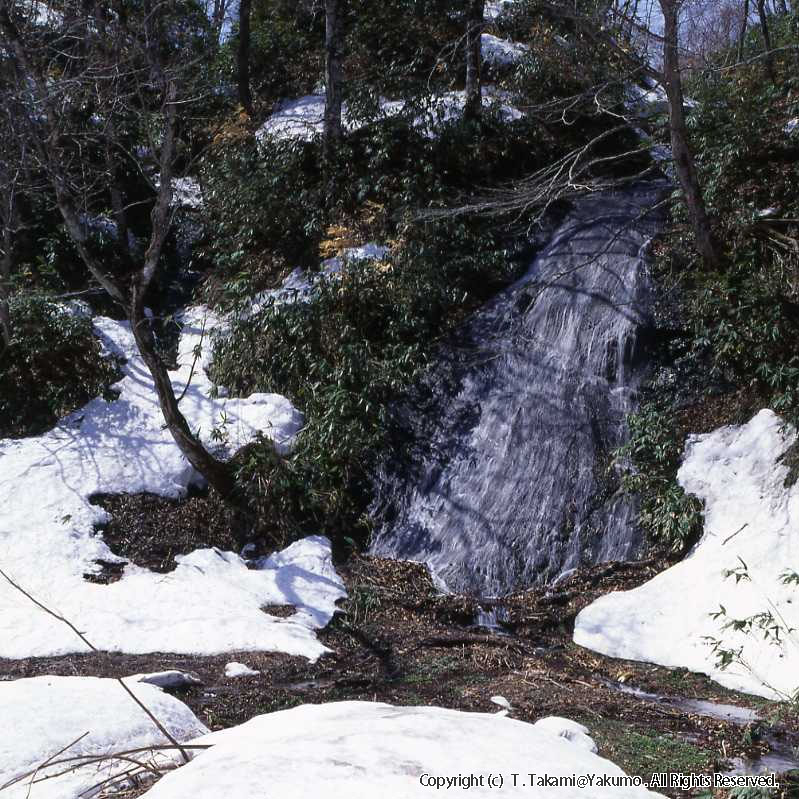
[370,182,666,596]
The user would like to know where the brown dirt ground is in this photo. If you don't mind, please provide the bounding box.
[3,548,798,798]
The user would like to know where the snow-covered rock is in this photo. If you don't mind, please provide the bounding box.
[20,0,63,27]
[625,83,669,118]
[0,675,208,799]
[0,309,346,660]
[172,177,203,209]
[575,410,799,700]
[481,33,530,67]
[153,175,204,209]
[485,0,516,20]
[139,702,663,798]
[224,662,260,678]
[257,88,523,144]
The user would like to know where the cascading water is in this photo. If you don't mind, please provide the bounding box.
[370,182,667,596]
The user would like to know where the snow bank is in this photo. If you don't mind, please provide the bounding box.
[0,674,208,799]
[575,410,799,699]
[0,309,346,660]
[481,33,529,67]
[140,702,663,798]
[257,87,523,144]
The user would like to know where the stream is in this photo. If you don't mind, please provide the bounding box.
[605,680,799,776]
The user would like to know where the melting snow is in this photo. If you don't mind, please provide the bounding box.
[575,410,799,700]
[138,702,664,798]
[0,674,208,799]
[0,307,346,659]
[224,662,261,678]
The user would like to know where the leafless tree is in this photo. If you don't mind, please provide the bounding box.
[0,153,20,347]
[659,0,722,268]
[206,0,235,42]
[738,0,751,60]
[464,0,486,123]
[324,0,344,161]
[0,1,235,495]
[756,0,777,80]
[237,0,253,115]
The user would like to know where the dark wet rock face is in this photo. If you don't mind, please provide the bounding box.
[371,183,667,596]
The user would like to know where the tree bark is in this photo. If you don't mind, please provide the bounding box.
[464,0,485,123]
[237,0,253,115]
[756,0,776,81]
[0,4,236,498]
[0,174,17,348]
[738,0,750,62]
[0,242,11,348]
[659,0,722,270]
[323,0,344,163]
[129,302,235,497]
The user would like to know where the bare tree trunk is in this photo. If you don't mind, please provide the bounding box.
[756,0,777,81]
[237,0,253,115]
[0,238,11,348]
[464,0,485,123]
[738,0,750,61]
[129,303,235,496]
[0,178,16,348]
[210,0,228,41]
[324,0,344,163]
[0,4,235,498]
[659,0,722,270]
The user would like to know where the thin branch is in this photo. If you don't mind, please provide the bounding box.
[0,568,190,765]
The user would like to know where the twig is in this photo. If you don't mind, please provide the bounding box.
[0,567,191,766]
[722,523,748,546]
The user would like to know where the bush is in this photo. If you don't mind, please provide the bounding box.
[690,256,799,428]
[210,222,515,545]
[0,298,120,438]
[615,401,703,551]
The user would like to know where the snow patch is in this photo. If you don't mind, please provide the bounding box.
[243,243,389,316]
[0,675,207,799]
[224,662,261,678]
[784,118,799,137]
[481,33,530,67]
[153,175,204,209]
[257,88,523,144]
[625,83,669,118]
[0,309,346,660]
[575,410,799,699]
[139,702,663,798]
[485,0,516,19]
